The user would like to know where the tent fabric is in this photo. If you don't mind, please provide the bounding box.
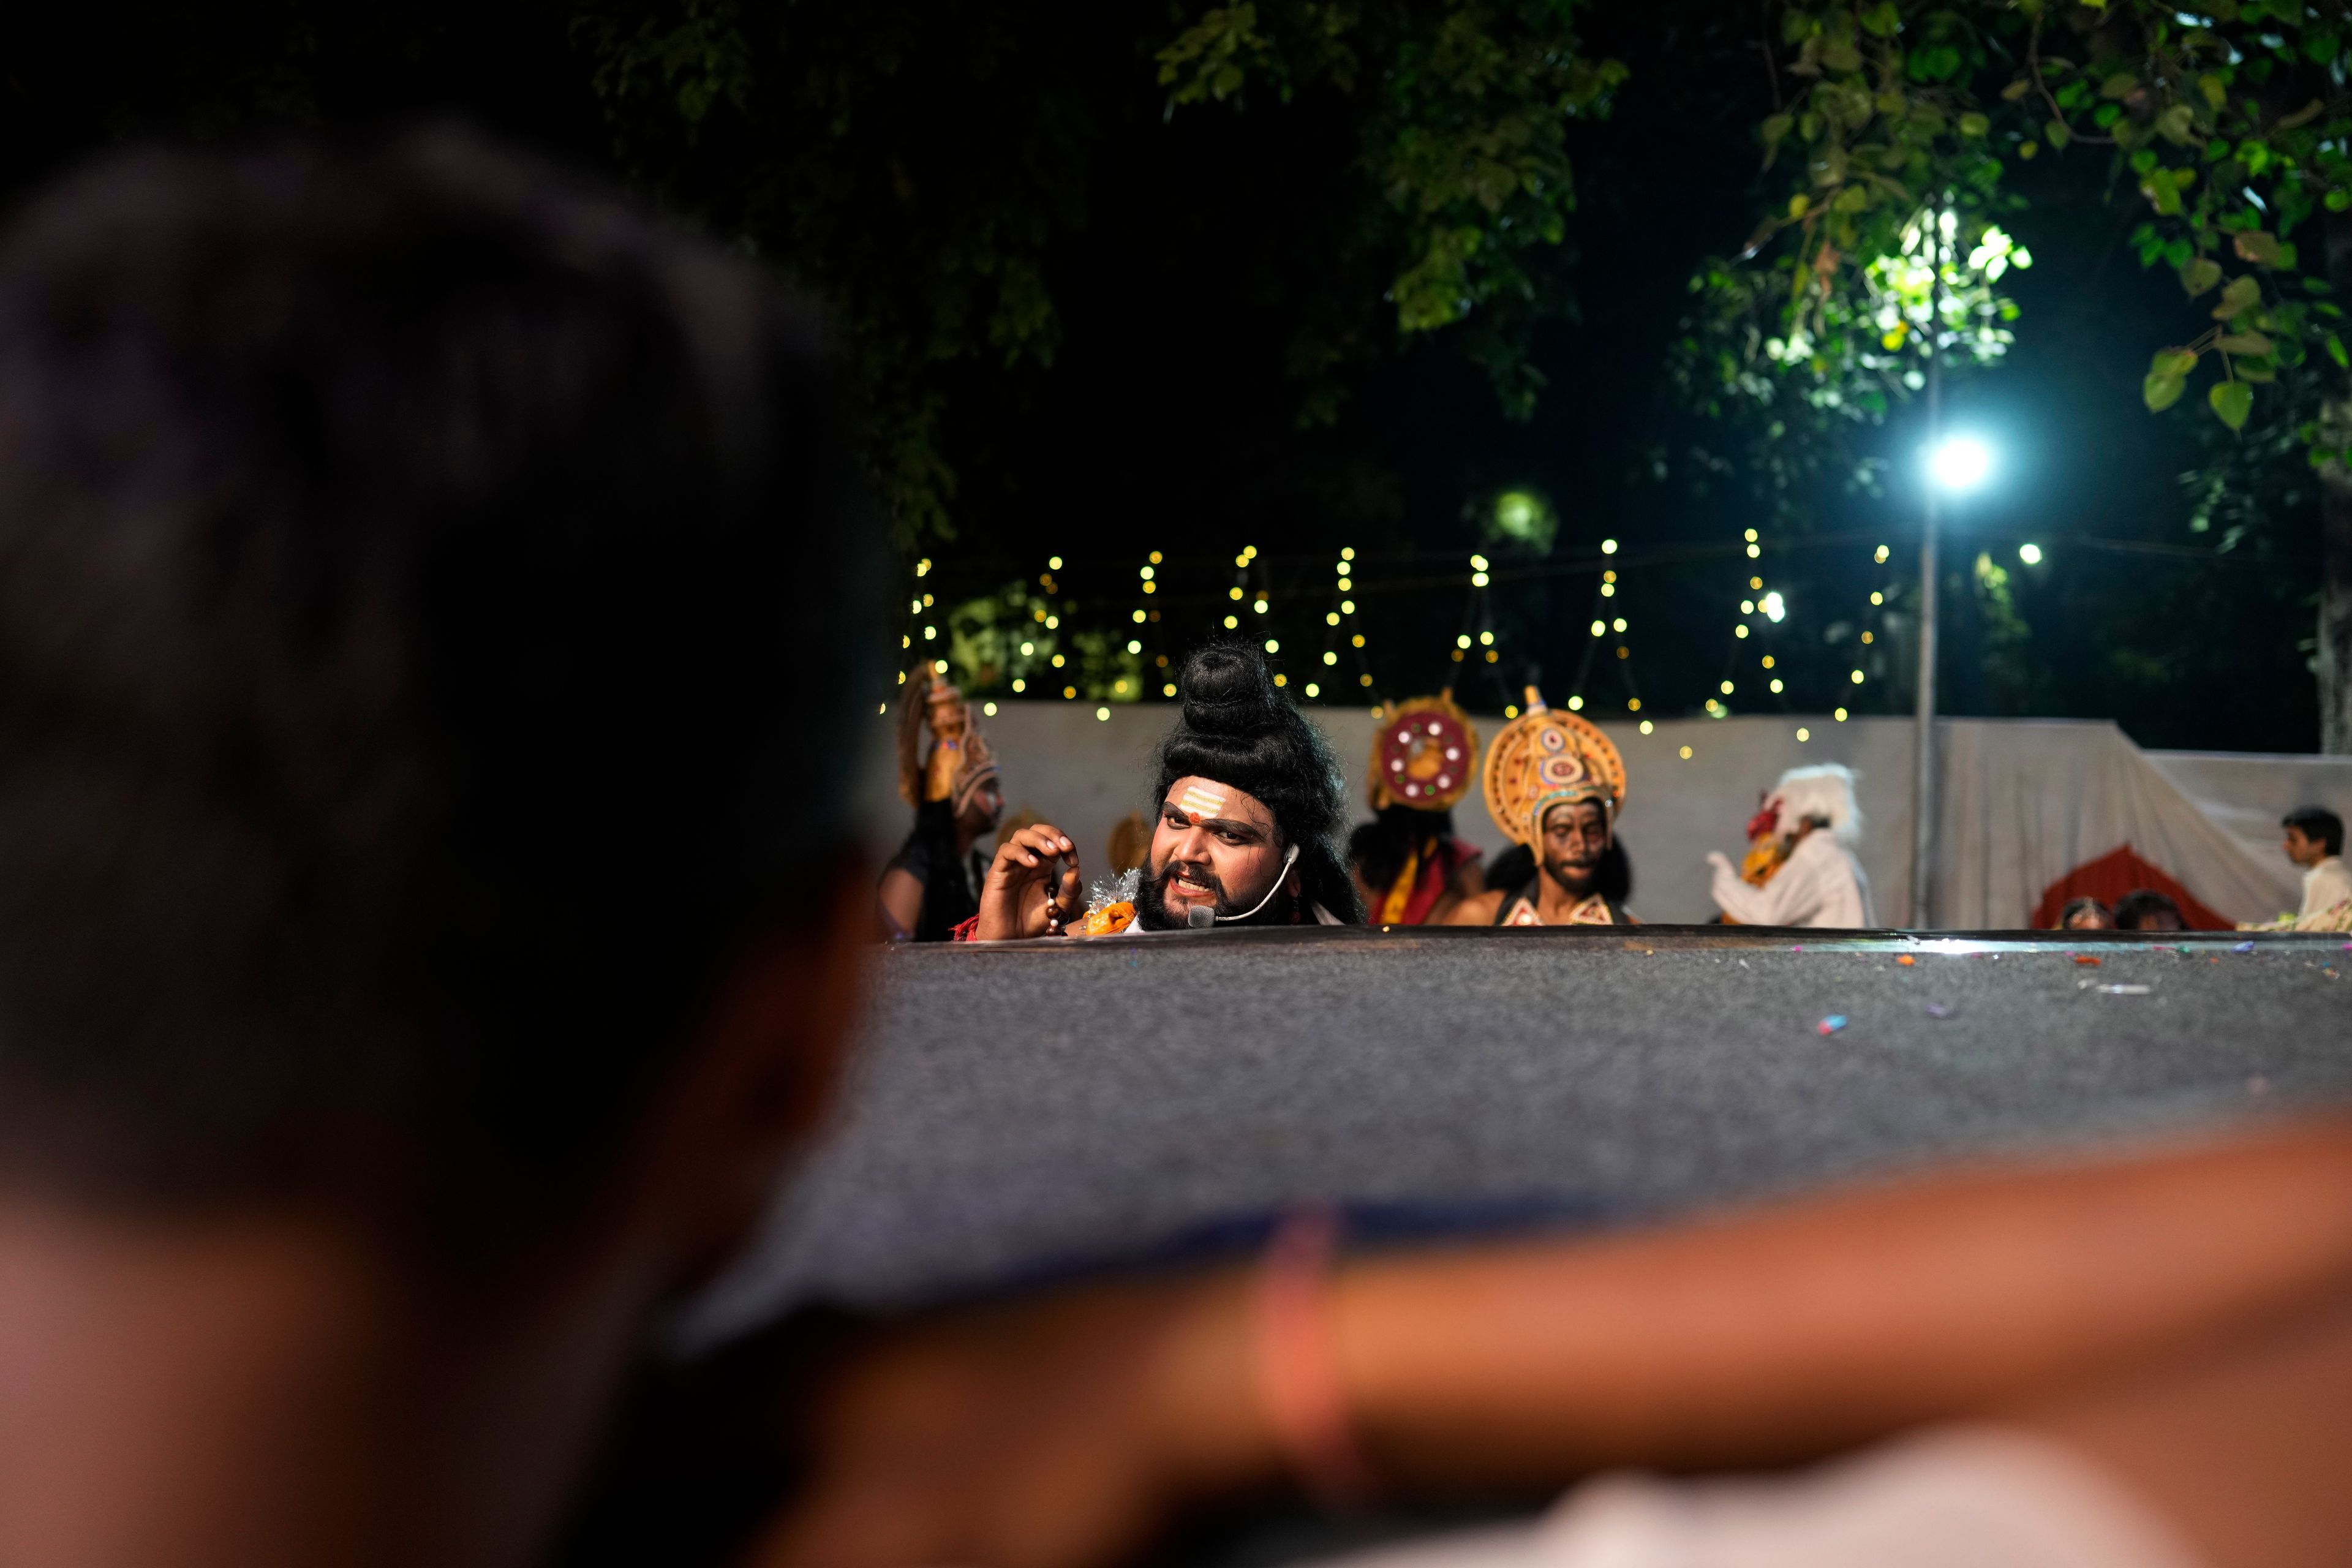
[2027,845,2231,932]
[2146,749,2352,905]
[1929,719,2294,930]
[857,704,2317,929]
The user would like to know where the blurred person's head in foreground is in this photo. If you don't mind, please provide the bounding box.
[2058,895,2114,931]
[2282,805,2343,867]
[1136,643,1362,929]
[2113,889,2187,932]
[0,129,880,1565]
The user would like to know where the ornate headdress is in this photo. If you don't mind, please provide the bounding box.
[1367,693,1480,812]
[896,673,998,813]
[1480,685,1626,846]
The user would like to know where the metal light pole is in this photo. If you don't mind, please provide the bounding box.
[1910,207,1944,930]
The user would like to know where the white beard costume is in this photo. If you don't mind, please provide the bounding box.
[1707,764,1877,929]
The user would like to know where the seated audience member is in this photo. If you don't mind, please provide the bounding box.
[2057,896,2114,931]
[0,130,882,1567]
[879,675,1005,940]
[1442,693,1634,925]
[2282,807,2351,927]
[968,643,1364,938]
[2113,889,2187,932]
[1707,764,1875,928]
[1351,695,1486,924]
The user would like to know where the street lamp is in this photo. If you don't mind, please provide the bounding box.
[1927,435,1992,492]
[1912,428,1995,928]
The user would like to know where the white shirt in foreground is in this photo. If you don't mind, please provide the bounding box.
[1706,829,1874,929]
[1304,1425,2204,1568]
[2299,854,2352,924]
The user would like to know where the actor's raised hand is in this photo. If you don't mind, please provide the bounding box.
[975,823,1084,940]
[751,1275,1273,1568]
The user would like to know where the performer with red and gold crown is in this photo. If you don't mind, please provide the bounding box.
[1441,687,1635,926]
[1347,693,1487,924]
[878,673,1005,940]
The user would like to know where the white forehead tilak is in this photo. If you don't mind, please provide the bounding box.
[1175,782,1229,824]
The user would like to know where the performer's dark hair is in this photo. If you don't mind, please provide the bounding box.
[1596,839,1634,904]
[2057,895,2112,929]
[1485,843,1535,895]
[2282,806,2343,858]
[1349,805,1457,898]
[1156,643,1364,922]
[0,129,881,1265]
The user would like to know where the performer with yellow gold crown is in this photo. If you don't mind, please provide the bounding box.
[1347,692,1488,924]
[878,672,1005,940]
[1441,687,1635,926]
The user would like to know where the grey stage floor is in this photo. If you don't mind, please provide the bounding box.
[685,923,2352,1341]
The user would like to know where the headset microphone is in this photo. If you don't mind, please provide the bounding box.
[1189,843,1301,926]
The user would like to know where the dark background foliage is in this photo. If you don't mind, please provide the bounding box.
[0,0,2319,748]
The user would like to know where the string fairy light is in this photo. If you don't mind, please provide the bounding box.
[1567,543,1640,720]
[1306,544,1362,701]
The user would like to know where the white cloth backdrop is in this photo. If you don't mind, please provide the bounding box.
[858,704,2316,927]
[2147,749,2352,890]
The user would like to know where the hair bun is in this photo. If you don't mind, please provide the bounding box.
[1178,643,1278,736]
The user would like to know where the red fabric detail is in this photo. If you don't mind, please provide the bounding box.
[2031,845,2231,931]
[1393,837,1480,925]
[949,914,981,943]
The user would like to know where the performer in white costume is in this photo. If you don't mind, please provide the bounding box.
[1706,764,1876,929]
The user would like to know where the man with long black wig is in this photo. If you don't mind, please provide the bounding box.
[966,643,1364,938]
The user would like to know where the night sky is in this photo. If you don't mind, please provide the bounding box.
[0,2,2320,749]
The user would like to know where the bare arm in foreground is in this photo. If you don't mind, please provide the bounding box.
[756,1113,2352,1568]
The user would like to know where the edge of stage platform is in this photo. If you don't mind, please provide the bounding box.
[910,924,2352,955]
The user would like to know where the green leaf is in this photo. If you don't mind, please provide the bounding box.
[2209,379,2253,430]
[2198,73,2228,110]
[2234,358,2277,382]
[2235,230,2282,263]
[1822,37,1863,73]
[2045,119,2072,149]
[2145,176,2183,216]
[2150,347,2199,378]
[2329,333,2349,369]
[2101,73,2141,100]
[1909,45,1961,81]
[2214,275,2262,318]
[1762,112,1792,148]
[2180,257,2224,296]
[2216,331,2275,355]
[2144,371,2188,411]
[1858,2,1902,38]
[2156,104,2197,144]
[2002,77,2034,102]
[1958,111,1989,138]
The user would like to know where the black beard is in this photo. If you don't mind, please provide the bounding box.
[1543,854,1599,900]
[1135,858,1293,930]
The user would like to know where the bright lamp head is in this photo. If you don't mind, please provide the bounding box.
[1926,434,1993,492]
